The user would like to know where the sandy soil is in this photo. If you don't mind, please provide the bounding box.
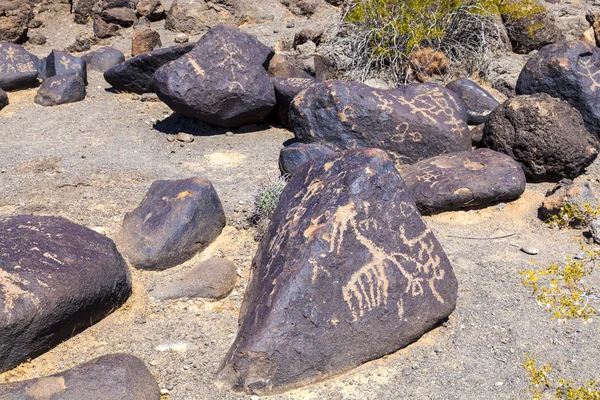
[1,4,600,400]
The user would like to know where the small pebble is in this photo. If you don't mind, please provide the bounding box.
[174,33,189,43]
[176,132,194,143]
[494,381,504,387]
[225,131,234,137]
[160,388,169,395]
[520,246,539,255]
[574,252,586,260]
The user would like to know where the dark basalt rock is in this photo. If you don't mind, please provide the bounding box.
[116,177,226,270]
[481,93,598,181]
[0,354,160,399]
[42,50,87,85]
[0,87,7,110]
[0,42,38,90]
[101,6,137,27]
[446,78,500,125]
[278,141,334,176]
[93,14,120,38]
[503,10,563,54]
[82,46,125,73]
[104,42,194,94]
[34,74,86,106]
[272,77,318,128]
[401,149,526,215]
[217,148,458,395]
[289,81,471,164]
[516,40,600,136]
[0,215,131,373]
[153,25,275,128]
[0,0,34,44]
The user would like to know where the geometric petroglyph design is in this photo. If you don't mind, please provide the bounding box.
[577,57,600,93]
[414,170,439,187]
[391,122,423,144]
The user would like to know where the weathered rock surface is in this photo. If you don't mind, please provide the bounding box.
[268,55,313,79]
[0,42,38,90]
[82,46,124,72]
[446,78,500,125]
[151,258,237,300]
[401,149,526,215]
[0,354,160,399]
[43,50,87,84]
[136,0,164,20]
[481,93,598,181]
[34,74,86,106]
[164,0,234,34]
[503,10,563,54]
[131,25,161,56]
[102,6,137,27]
[217,148,458,395]
[540,179,599,224]
[516,40,600,136]
[0,87,7,110]
[104,42,193,94]
[72,0,102,24]
[117,177,226,270]
[0,0,33,44]
[290,81,471,164]
[153,25,275,128]
[93,14,120,38]
[278,141,334,176]
[0,215,131,373]
[272,77,317,128]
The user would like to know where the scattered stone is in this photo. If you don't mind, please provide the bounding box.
[446,78,500,125]
[104,42,193,93]
[589,219,600,244]
[102,0,138,10]
[151,258,237,300]
[0,215,131,372]
[516,40,600,136]
[279,0,318,16]
[0,0,33,44]
[64,33,92,53]
[290,81,471,164]
[93,14,120,38]
[0,87,8,110]
[540,179,599,223]
[174,32,188,43]
[28,33,46,45]
[176,131,193,142]
[470,124,484,146]
[102,6,137,27]
[225,131,233,137]
[136,0,165,20]
[272,77,318,128]
[216,148,458,395]
[400,149,526,215]
[293,29,322,48]
[116,177,226,270]
[72,0,103,24]
[278,141,334,176]
[481,93,598,181]
[131,25,161,56]
[27,18,42,29]
[82,46,124,72]
[520,246,539,255]
[140,92,159,101]
[34,74,86,106]
[502,9,563,54]
[133,15,151,27]
[0,354,160,399]
[164,0,234,34]
[268,54,313,79]
[0,42,39,91]
[154,25,275,128]
[43,50,87,84]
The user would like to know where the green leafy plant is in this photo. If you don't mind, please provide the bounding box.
[520,246,600,322]
[524,356,600,399]
[546,202,600,229]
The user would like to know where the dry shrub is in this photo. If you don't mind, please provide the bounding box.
[406,47,450,82]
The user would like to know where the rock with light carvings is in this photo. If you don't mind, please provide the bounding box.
[0,354,160,399]
[153,24,275,128]
[116,177,226,270]
[0,215,131,373]
[289,81,471,164]
[401,149,526,215]
[216,148,458,395]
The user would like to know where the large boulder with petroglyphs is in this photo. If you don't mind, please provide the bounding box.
[481,93,598,181]
[0,42,38,91]
[516,40,600,136]
[104,42,194,94]
[400,149,526,215]
[116,177,226,270]
[0,215,131,373]
[153,25,275,128]
[0,354,161,399]
[216,148,458,395]
[289,81,471,164]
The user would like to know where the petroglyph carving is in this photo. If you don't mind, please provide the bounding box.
[577,57,600,92]
[187,57,205,76]
[0,269,39,322]
[392,122,423,144]
[59,56,71,70]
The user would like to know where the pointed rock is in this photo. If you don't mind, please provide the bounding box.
[217,148,458,394]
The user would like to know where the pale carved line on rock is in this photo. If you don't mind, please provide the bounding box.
[577,58,600,92]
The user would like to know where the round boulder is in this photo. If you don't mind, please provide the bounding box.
[481,93,598,181]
